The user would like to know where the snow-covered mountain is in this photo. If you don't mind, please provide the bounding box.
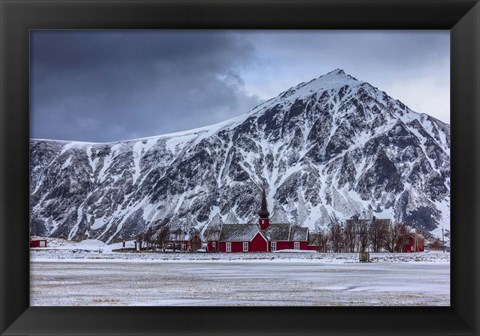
[30,69,450,243]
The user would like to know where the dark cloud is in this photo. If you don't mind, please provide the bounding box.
[31,30,261,142]
[31,30,449,142]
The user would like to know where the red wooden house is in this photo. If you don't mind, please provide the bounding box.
[169,229,202,251]
[30,238,48,248]
[403,230,425,252]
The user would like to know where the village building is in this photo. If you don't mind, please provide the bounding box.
[30,238,48,248]
[206,189,311,253]
[403,229,425,252]
[169,228,202,251]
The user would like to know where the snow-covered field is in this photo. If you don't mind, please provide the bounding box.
[30,239,450,306]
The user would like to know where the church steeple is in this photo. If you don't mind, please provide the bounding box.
[258,188,270,229]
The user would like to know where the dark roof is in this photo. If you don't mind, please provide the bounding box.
[290,226,309,241]
[219,224,260,242]
[204,229,221,241]
[262,224,308,242]
[262,223,291,241]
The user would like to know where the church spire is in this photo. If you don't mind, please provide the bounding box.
[259,188,270,218]
[258,188,270,229]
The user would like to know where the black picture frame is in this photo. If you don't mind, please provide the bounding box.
[1,0,479,335]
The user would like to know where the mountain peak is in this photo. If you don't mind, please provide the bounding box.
[306,68,361,89]
[319,68,358,82]
[327,68,346,76]
[277,69,361,101]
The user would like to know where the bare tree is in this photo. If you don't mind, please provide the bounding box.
[344,220,358,252]
[383,223,396,252]
[383,222,408,252]
[144,227,154,250]
[136,231,145,250]
[329,222,344,253]
[358,221,369,253]
[310,229,329,253]
[393,222,410,252]
[316,230,329,253]
[369,219,389,252]
[155,226,171,251]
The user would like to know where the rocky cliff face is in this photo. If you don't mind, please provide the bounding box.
[30,69,450,242]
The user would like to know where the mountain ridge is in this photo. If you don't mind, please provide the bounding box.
[30,69,450,243]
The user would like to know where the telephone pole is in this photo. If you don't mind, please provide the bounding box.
[442,228,445,253]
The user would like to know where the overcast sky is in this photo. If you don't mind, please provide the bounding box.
[31,30,449,142]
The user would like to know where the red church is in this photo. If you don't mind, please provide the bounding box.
[206,189,311,253]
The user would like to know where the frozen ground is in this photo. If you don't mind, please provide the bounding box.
[30,238,450,306]
[31,237,450,263]
[30,255,449,306]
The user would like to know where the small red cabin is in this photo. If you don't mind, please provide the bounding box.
[30,239,48,248]
[168,231,202,251]
[403,231,425,252]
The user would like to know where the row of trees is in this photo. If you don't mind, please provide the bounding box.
[136,226,171,250]
[136,226,202,251]
[311,220,413,253]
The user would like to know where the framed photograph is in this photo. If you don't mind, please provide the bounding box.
[1,0,479,335]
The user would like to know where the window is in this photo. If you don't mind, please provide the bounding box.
[271,242,276,251]
[212,242,216,248]
[294,242,300,250]
[243,242,249,252]
[226,242,231,252]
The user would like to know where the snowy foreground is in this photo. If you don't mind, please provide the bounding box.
[30,239,450,306]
